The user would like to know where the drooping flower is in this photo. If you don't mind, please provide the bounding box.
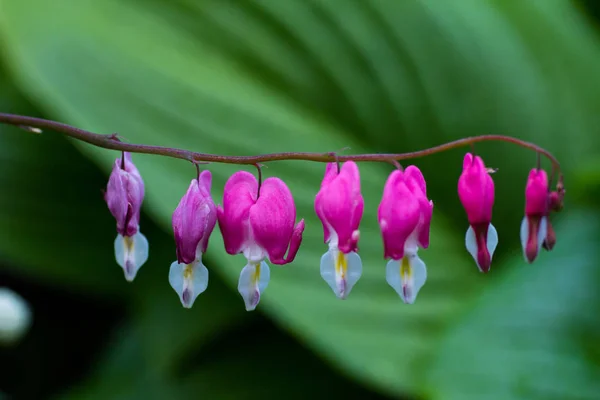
[541,190,560,251]
[378,166,433,304]
[217,171,305,311]
[520,168,549,263]
[169,171,217,308]
[314,161,364,299]
[105,152,148,281]
[458,153,497,273]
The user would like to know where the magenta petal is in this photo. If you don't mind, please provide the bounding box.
[272,219,305,265]
[172,176,217,264]
[105,153,145,237]
[314,190,331,245]
[404,166,427,196]
[378,170,421,260]
[217,171,257,255]
[404,166,433,249]
[321,163,338,189]
[458,153,495,224]
[525,169,549,216]
[314,161,364,253]
[250,177,303,265]
[197,170,217,253]
[105,161,128,234]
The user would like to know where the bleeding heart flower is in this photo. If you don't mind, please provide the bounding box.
[520,168,549,263]
[378,166,433,304]
[314,161,364,299]
[105,152,148,282]
[217,171,304,311]
[458,153,497,273]
[169,171,217,308]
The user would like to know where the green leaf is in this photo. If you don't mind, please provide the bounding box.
[426,210,600,400]
[62,318,387,400]
[1,0,600,397]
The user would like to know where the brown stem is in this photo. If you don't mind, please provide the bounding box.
[0,112,561,178]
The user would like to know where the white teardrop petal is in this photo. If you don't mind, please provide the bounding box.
[520,216,529,258]
[385,259,402,297]
[465,226,478,266]
[487,223,498,260]
[320,249,362,299]
[169,259,209,308]
[344,251,362,297]
[386,254,427,305]
[114,231,149,282]
[408,254,427,303]
[238,261,270,311]
[319,249,337,294]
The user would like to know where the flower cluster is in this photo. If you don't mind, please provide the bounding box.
[104,151,564,310]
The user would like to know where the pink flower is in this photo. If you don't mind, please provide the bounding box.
[314,162,364,299]
[169,171,217,308]
[520,169,549,263]
[104,152,148,282]
[217,171,305,311]
[457,153,497,273]
[378,166,433,304]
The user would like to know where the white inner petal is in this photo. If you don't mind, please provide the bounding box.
[242,242,267,264]
[519,216,529,256]
[169,257,209,309]
[464,226,478,268]
[386,253,427,305]
[487,223,498,259]
[114,231,149,282]
[320,249,362,299]
[238,261,270,311]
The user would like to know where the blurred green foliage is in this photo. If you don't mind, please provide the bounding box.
[1,0,599,399]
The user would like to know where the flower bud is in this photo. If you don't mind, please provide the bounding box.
[458,153,497,272]
[105,153,148,282]
[169,171,217,308]
[520,168,549,263]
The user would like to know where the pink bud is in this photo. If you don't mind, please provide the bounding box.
[458,153,494,225]
[404,166,433,249]
[105,153,148,282]
[172,171,217,265]
[520,169,549,263]
[314,162,364,253]
[105,152,145,237]
[458,153,497,272]
[525,169,549,216]
[217,171,305,265]
[378,166,433,260]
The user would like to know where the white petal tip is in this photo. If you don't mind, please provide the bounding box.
[386,254,427,304]
[115,232,149,282]
[320,250,362,299]
[238,262,270,312]
[169,260,209,309]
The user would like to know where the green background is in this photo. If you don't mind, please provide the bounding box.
[1,0,599,399]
